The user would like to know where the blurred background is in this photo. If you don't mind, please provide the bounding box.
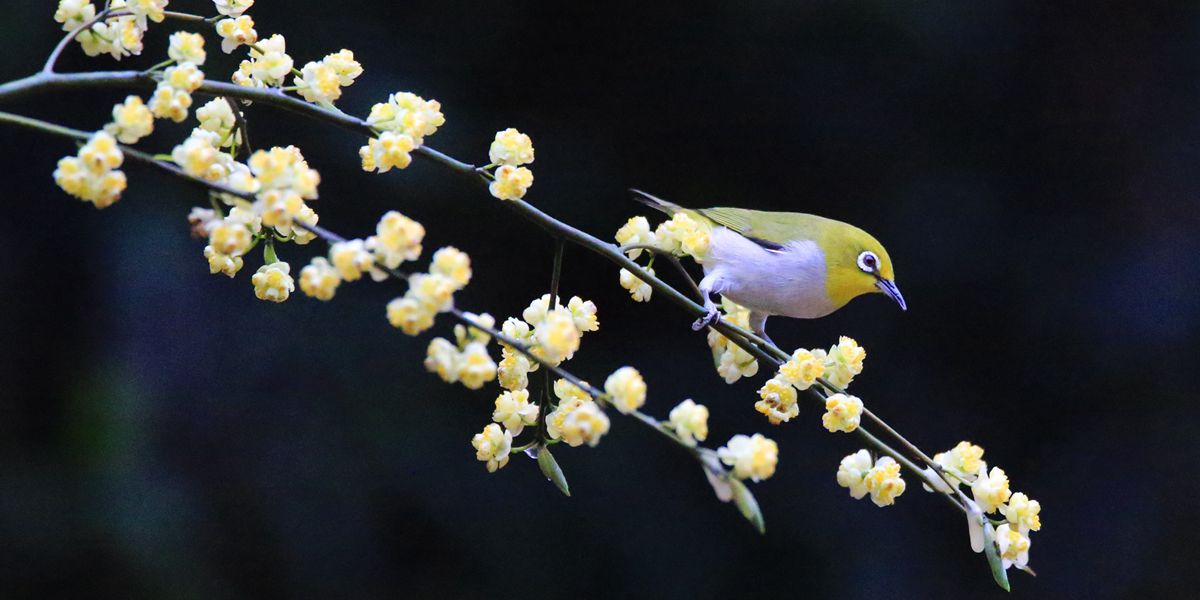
[2,0,1198,598]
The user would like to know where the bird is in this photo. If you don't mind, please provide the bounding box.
[630,189,905,346]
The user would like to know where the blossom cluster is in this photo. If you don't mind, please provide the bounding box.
[486,128,535,200]
[836,449,906,507]
[359,92,446,173]
[755,336,866,426]
[423,313,498,390]
[706,299,760,384]
[54,131,127,209]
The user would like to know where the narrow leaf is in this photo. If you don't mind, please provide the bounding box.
[537,445,570,497]
[729,478,766,535]
[982,522,1011,591]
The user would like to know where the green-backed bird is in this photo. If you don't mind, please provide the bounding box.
[630,189,906,344]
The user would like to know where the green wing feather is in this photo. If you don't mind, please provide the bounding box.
[697,207,837,247]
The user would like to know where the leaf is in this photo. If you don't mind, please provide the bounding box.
[982,522,1011,592]
[729,477,766,535]
[537,445,570,497]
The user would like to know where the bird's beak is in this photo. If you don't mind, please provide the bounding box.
[876,278,907,311]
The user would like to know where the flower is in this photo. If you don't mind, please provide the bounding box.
[329,239,375,282]
[239,33,292,87]
[366,91,444,143]
[717,434,778,482]
[836,449,873,500]
[103,95,154,144]
[755,376,798,425]
[368,211,424,268]
[932,441,986,485]
[489,165,534,200]
[551,401,610,448]
[667,399,708,446]
[299,257,341,300]
[778,348,826,391]
[454,313,495,347]
[604,367,646,414]
[251,261,294,302]
[54,131,126,209]
[864,456,906,507]
[824,335,866,389]
[423,337,459,384]
[213,0,254,17]
[430,247,472,289]
[215,15,256,54]
[168,31,206,65]
[77,15,144,60]
[294,50,362,105]
[324,50,364,84]
[163,62,205,93]
[148,84,192,123]
[1002,492,1042,533]
[615,216,657,259]
[196,98,238,147]
[553,378,590,403]
[501,316,534,345]
[55,0,96,32]
[359,132,415,173]
[821,393,863,433]
[567,296,599,332]
[488,128,535,166]
[248,145,320,200]
[655,212,708,259]
[522,294,552,325]
[995,523,1032,570]
[407,273,457,313]
[619,267,654,302]
[124,0,168,29]
[534,308,580,364]
[471,423,512,473]
[971,466,1012,514]
[716,344,759,384]
[456,342,497,390]
[203,245,243,277]
[493,389,538,436]
[207,215,252,257]
[497,351,531,391]
[386,297,435,336]
[172,129,230,181]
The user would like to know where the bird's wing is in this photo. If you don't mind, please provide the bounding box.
[698,207,828,250]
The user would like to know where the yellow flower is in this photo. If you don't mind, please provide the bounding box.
[567,296,599,333]
[493,389,538,436]
[366,91,445,143]
[163,62,205,93]
[172,129,230,181]
[715,344,759,384]
[522,294,552,326]
[423,337,459,384]
[681,228,710,261]
[124,0,167,28]
[489,165,533,200]
[299,257,341,301]
[667,399,708,446]
[454,312,495,348]
[386,297,435,336]
[242,33,293,87]
[551,401,610,448]
[501,316,534,346]
[215,15,256,54]
[655,212,707,258]
[471,423,512,473]
[615,216,657,259]
[864,456,906,507]
[836,449,873,500]
[407,273,457,313]
[755,376,798,425]
[1002,492,1042,533]
[54,132,127,209]
[604,367,646,414]
[208,216,252,257]
[196,98,238,147]
[78,130,123,172]
[778,348,826,391]
[359,132,415,173]
[367,210,424,268]
[251,261,294,303]
[932,441,986,485]
[149,85,192,122]
[971,466,1012,514]
[248,145,320,199]
[78,15,143,60]
[329,239,375,282]
[488,128,535,166]
[497,351,531,391]
[214,0,254,17]
[551,378,588,403]
[55,0,96,32]
[619,267,654,302]
[534,308,580,364]
[294,51,360,105]
[104,95,154,144]
[995,523,1031,570]
[430,247,472,289]
[168,32,206,65]
[324,50,364,85]
[203,245,243,277]
[821,393,863,433]
[456,342,497,390]
[824,336,866,389]
[717,433,778,482]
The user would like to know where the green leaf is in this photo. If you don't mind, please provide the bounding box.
[729,478,765,535]
[982,522,1011,592]
[537,445,570,497]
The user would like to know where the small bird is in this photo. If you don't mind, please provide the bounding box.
[631,189,906,344]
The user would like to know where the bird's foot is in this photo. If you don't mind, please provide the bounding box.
[692,305,721,331]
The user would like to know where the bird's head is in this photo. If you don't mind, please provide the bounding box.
[821,223,906,312]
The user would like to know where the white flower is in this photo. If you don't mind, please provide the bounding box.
[836,449,873,500]
[604,366,646,414]
[619,268,653,302]
[251,261,294,302]
[493,389,538,436]
[667,399,708,446]
[717,434,778,482]
[168,31,206,65]
[971,466,1012,514]
[471,423,512,473]
[213,0,253,17]
[995,523,1031,570]
[488,128,534,166]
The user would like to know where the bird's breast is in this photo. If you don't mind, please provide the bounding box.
[703,227,836,318]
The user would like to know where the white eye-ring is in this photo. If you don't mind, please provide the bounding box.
[857,251,879,274]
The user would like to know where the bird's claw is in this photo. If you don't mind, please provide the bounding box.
[692,306,720,331]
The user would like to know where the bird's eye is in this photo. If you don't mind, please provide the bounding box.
[857,251,878,273]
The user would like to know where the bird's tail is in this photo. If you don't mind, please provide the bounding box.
[628,188,684,215]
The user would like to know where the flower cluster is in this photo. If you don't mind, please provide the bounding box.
[545,379,609,448]
[615,212,711,263]
[56,0,147,61]
[836,449,907,507]
[150,61,204,123]
[755,336,868,426]
[386,248,472,336]
[233,33,292,88]
[103,95,154,144]
[667,399,709,446]
[360,92,446,173]
[706,299,759,384]
[486,128,535,200]
[53,131,127,208]
[717,433,778,482]
[423,313,498,390]
[294,49,363,105]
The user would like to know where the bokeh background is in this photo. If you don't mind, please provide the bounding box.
[2,1,1199,598]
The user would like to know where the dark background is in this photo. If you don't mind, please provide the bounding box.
[2,1,1198,598]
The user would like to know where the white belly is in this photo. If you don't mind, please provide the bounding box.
[701,227,835,319]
